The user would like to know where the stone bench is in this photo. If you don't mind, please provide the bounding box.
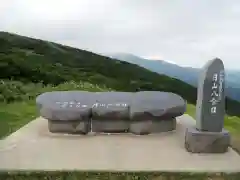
[36,91,186,135]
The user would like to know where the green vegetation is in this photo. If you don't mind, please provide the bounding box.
[0,31,240,179]
[187,104,240,134]
[0,172,240,180]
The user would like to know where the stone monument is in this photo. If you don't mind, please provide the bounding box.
[36,91,186,135]
[185,58,231,153]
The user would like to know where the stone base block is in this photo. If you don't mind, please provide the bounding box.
[91,119,129,133]
[48,120,89,134]
[129,118,176,135]
[185,127,231,153]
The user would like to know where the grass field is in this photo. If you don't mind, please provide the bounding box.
[0,172,240,180]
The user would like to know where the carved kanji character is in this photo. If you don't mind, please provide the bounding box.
[211,90,219,97]
[212,82,218,89]
[106,104,113,108]
[121,103,128,107]
[92,103,99,108]
[210,97,218,106]
[69,101,75,105]
[61,102,68,108]
[213,73,218,81]
[211,106,217,114]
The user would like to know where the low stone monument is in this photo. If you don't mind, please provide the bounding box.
[185,58,231,153]
[36,91,186,135]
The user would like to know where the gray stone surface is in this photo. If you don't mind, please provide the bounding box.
[36,91,96,121]
[37,91,187,134]
[91,92,133,132]
[48,120,89,134]
[91,119,129,133]
[130,91,186,120]
[36,91,97,134]
[196,58,225,132]
[185,58,230,154]
[185,127,230,153]
[130,118,176,135]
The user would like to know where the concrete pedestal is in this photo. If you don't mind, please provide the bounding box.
[185,127,231,153]
[1,115,240,172]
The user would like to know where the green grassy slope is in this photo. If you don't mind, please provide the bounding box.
[0,32,196,99]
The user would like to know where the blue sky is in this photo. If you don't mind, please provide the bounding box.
[1,0,240,69]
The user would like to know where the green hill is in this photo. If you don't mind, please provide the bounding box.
[0,31,240,116]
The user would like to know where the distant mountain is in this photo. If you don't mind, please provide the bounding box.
[109,53,240,102]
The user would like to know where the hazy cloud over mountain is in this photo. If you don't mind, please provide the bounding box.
[1,0,240,69]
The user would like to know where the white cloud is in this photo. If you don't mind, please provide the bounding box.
[1,0,240,69]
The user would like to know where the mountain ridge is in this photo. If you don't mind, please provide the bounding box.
[109,53,240,101]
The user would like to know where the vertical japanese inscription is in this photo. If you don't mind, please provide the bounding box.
[209,70,225,114]
[196,58,225,132]
[210,73,218,114]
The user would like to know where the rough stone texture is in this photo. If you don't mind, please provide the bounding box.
[185,59,231,154]
[185,127,230,153]
[37,91,187,134]
[48,120,89,134]
[130,118,176,135]
[91,120,129,133]
[91,92,133,132]
[130,91,186,120]
[36,91,96,133]
[36,91,96,121]
[196,58,225,132]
